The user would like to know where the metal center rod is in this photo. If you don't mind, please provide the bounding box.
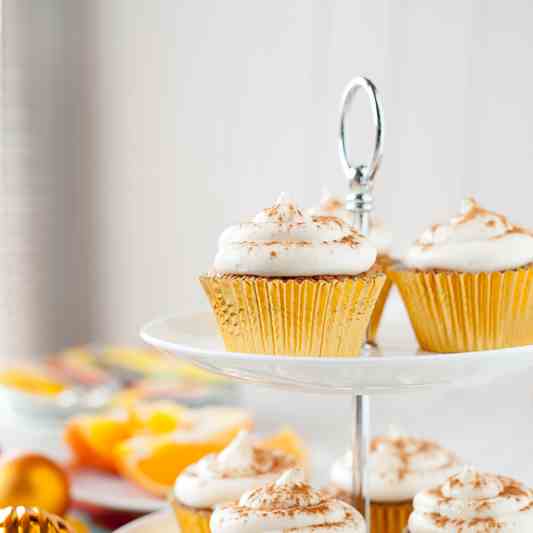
[352,394,370,526]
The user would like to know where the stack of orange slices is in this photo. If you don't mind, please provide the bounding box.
[65,403,307,497]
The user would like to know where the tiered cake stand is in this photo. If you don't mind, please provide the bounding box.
[140,309,533,532]
[130,78,533,532]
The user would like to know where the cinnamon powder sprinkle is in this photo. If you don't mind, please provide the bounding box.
[311,215,345,227]
[370,436,459,481]
[415,198,533,249]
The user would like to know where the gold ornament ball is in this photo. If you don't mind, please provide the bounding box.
[0,506,74,533]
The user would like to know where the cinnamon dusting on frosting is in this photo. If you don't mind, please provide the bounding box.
[409,467,533,533]
[415,198,532,248]
[213,193,377,277]
[370,435,459,482]
[405,197,533,272]
[210,468,366,533]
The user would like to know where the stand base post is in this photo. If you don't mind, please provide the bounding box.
[352,394,370,527]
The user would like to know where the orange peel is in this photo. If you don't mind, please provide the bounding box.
[0,453,70,516]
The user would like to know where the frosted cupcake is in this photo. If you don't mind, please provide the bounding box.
[407,466,533,532]
[326,432,461,533]
[201,194,385,357]
[309,190,394,344]
[171,431,296,533]
[391,198,533,352]
[211,468,366,533]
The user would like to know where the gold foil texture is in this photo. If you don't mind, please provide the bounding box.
[200,274,385,357]
[391,268,533,353]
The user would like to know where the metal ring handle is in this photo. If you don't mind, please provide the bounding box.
[338,77,384,235]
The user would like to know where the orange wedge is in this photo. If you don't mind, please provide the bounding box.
[115,407,252,496]
[259,427,309,471]
[65,413,132,472]
[0,452,70,516]
[0,369,65,396]
[128,402,186,435]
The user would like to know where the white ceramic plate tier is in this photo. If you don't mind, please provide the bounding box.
[71,468,166,513]
[140,300,533,395]
[113,510,176,533]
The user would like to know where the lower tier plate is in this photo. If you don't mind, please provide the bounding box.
[141,294,533,395]
[114,510,176,533]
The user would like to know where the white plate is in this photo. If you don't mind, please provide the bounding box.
[71,468,166,513]
[140,297,533,395]
[113,510,177,533]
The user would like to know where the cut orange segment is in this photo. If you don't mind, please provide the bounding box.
[0,452,70,515]
[128,402,186,435]
[0,369,65,396]
[115,407,252,496]
[259,427,309,471]
[65,413,132,472]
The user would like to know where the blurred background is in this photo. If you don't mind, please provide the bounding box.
[6,0,533,353]
[3,1,533,530]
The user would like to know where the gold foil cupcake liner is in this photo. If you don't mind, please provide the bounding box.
[371,501,413,533]
[200,273,386,357]
[172,499,212,533]
[391,267,533,353]
[367,275,392,345]
[323,487,412,533]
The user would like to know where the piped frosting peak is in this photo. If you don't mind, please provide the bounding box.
[211,468,366,533]
[213,194,377,277]
[406,198,533,272]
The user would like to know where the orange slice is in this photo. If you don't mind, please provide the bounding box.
[0,453,70,516]
[259,427,309,470]
[65,413,132,472]
[115,407,252,496]
[127,402,186,435]
[0,369,65,396]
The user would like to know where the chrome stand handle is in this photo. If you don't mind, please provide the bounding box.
[338,76,384,236]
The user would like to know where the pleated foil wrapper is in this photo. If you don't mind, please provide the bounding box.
[322,487,412,533]
[390,267,533,353]
[367,254,394,345]
[0,507,73,533]
[200,273,386,357]
[171,499,211,533]
[370,501,413,533]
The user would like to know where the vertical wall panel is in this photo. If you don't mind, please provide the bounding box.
[1,0,90,355]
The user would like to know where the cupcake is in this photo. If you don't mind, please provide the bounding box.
[210,468,366,533]
[200,194,385,357]
[326,431,461,533]
[407,466,533,532]
[171,430,297,533]
[391,198,533,353]
[309,189,394,345]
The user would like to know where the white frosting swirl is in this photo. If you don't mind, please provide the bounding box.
[308,189,392,255]
[213,193,377,277]
[210,468,366,533]
[330,431,461,502]
[408,466,533,532]
[174,431,294,509]
[405,198,533,272]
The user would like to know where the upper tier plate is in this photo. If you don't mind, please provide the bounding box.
[140,294,533,395]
